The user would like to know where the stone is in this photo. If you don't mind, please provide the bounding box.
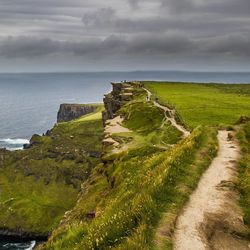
[57,104,97,123]
[102,82,134,124]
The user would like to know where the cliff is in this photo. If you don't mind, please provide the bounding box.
[57,104,98,123]
[102,82,134,123]
[0,104,104,241]
[38,82,219,250]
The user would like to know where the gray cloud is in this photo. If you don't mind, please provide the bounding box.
[2,32,249,61]
[161,0,250,16]
[82,8,115,27]
[0,0,249,72]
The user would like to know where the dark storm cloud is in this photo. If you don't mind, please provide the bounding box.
[2,32,249,61]
[0,37,62,58]
[0,0,249,71]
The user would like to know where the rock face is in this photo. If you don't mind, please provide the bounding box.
[102,83,134,123]
[23,134,43,149]
[0,228,48,241]
[57,104,97,123]
[236,116,250,124]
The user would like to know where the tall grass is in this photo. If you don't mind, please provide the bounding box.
[237,122,250,238]
[40,126,217,249]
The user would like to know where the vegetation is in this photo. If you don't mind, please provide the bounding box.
[237,121,250,238]
[0,105,104,234]
[108,86,182,154]
[39,125,217,249]
[37,83,219,250]
[1,81,249,249]
[145,82,250,129]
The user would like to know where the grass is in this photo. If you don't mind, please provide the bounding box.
[145,82,250,129]
[102,86,183,155]
[1,81,248,249]
[0,105,104,234]
[237,121,250,238]
[39,126,217,250]
[38,83,218,250]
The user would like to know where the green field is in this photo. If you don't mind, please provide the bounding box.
[145,82,250,129]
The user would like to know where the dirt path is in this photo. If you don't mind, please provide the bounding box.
[173,130,250,250]
[103,115,132,153]
[143,87,190,138]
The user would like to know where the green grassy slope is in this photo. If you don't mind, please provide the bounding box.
[0,81,246,249]
[103,86,182,157]
[145,82,250,129]
[0,105,104,235]
[237,121,250,238]
[39,85,218,250]
[40,127,217,250]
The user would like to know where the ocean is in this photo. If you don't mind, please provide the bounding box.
[0,71,250,249]
[1,71,250,151]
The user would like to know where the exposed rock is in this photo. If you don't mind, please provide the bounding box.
[0,228,49,242]
[57,104,97,123]
[236,116,250,124]
[103,138,119,147]
[23,134,42,150]
[86,211,96,219]
[88,151,101,158]
[227,132,234,141]
[45,129,52,136]
[102,82,134,124]
[23,143,31,149]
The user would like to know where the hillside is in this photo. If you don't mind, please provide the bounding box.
[0,105,104,239]
[0,81,249,250]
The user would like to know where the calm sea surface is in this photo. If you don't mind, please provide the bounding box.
[0,71,250,249]
[1,71,250,149]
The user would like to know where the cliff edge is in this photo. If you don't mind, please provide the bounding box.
[57,104,98,123]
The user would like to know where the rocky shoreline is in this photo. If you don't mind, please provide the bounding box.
[0,228,48,242]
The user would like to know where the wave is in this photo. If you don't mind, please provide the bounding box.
[1,240,36,249]
[0,138,29,145]
[0,138,29,151]
[27,241,36,250]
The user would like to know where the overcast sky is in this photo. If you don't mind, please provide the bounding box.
[0,0,249,72]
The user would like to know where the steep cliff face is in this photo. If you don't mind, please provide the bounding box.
[102,82,134,123]
[57,104,97,123]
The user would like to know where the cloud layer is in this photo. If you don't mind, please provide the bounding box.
[0,0,249,72]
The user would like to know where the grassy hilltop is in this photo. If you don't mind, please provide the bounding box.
[0,82,249,249]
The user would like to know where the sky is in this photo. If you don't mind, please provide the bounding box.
[0,0,249,72]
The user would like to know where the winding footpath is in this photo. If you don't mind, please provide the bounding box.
[142,87,250,249]
[143,87,190,138]
[174,130,249,250]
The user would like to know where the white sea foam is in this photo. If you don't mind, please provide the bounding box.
[26,241,36,250]
[1,240,36,249]
[0,138,29,145]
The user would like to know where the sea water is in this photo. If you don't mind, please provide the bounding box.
[1,71,250,150]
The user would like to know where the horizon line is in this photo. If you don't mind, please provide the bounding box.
[0,70,250,74]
